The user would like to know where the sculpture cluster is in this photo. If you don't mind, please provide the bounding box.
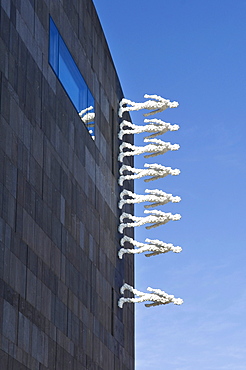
[118,94,183,308]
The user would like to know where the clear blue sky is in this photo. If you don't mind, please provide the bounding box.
[93,1,246,369]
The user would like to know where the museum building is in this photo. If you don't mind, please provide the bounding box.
[0,0,134,368]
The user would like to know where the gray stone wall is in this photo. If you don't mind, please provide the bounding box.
[0,0,134,369]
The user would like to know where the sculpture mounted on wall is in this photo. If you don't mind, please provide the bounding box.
[118,235,182,259]
[117,93,183,308]
[119,210,181,233]
[118,94,179,118]
[119,188,181,209]
[118,284,183,308]
[118,138,180,162]
[118,118,179,140]
[118,163,180,185]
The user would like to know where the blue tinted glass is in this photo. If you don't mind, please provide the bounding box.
[49,17,59,74]
[59,38,81,110]
[79,83,88,112]
[88,89,94,109]
[49,17,95,139]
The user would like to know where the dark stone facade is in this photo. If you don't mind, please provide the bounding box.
[0,0,134,369]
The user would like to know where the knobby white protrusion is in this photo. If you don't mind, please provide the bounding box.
[118,139,179,162]
[118,283,183,308]
[79,106,95,125]
[117,93,183,308]
[118,235,182,258]
[118,94,179,118]
[118,119,179,140]
[118,163,180,185]
[119,210,181,233]
[119,189,181,209]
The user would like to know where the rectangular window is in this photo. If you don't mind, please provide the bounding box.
[49,16,95,139]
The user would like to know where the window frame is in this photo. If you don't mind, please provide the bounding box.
[49,16,95,139]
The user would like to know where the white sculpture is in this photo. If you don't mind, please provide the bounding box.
[118,138,179,162]
[118,94,179,118]
[119,189,181,209]
[118,283,183,308]
[118,119,179,140]
[117,92,183,309]
[118,235,182,258]
[118,163,180,185]
[119,210,181,233]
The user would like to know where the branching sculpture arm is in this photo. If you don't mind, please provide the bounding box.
[118,119,179,140]
[118,139,179,162]
[118,235,182,258]
[119,210,181,233]
[119,94,179,117]
[118,163,180,185]
[119,188,181,209]
[118,283,183,308]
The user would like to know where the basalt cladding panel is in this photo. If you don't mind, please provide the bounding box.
[0,0,134,369]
